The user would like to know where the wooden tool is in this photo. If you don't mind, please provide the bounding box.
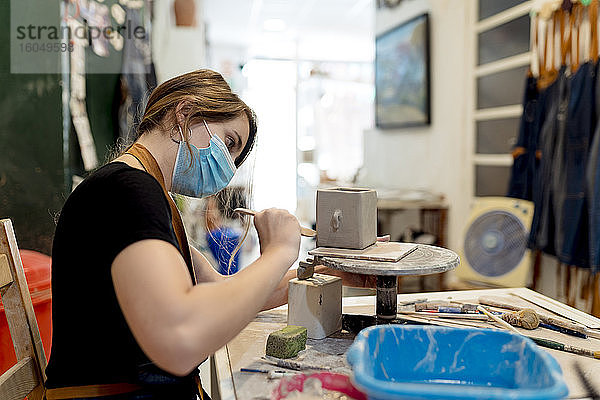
[479,296,600,340]
[477,306,600,360]
[233,208,317,237]
[477,305,521,335]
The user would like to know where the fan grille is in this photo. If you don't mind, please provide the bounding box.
[464,210,527,277]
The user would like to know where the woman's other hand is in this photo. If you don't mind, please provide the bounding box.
[254,208,301,266]
[314,265,377,288]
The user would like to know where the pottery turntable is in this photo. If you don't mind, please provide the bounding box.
[288,188,460,338]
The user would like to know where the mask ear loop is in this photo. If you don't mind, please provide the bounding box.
[172,125,195,144]
[171,125,183,144]
[202,120,214,138]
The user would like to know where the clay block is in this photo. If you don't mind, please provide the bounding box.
[316,187,377,249]
[287,274,342,339]
[265,325,307,359]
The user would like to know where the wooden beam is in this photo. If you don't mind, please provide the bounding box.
[0,357,39,400]
[0,254,13,288]
[0,219,47,383]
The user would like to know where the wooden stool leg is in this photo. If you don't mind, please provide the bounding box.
[0,219,47,400]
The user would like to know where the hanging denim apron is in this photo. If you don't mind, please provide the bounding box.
[508,76,541,201]
[587,60,600,272]
[555,61,596,267]
[528,67,566,255]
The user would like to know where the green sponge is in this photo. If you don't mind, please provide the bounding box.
[265,325,307,359]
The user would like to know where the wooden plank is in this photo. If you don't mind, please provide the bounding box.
[212,347,236,400]
[309,242,418,263]
[0,219,47,383]
[0,357,39,400]
[512,288,600,329]
[0,254,13,288]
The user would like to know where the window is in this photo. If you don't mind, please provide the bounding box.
[472,1,531,197]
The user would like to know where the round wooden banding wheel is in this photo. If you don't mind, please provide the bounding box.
[313,244,460,319]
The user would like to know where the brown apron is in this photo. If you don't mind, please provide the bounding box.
[45,144,202,399]
[125,143,195,279]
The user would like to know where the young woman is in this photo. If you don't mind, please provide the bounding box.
[45,69,373,399]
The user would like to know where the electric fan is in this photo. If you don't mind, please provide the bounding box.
[456,197,534,287]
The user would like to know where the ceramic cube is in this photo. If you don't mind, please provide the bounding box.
[287,274,342,339]
[316,187,377,249]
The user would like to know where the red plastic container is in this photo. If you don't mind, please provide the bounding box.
[272,372,367,400]
[0,250,52,374]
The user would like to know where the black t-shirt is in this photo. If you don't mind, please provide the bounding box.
[45,162,198,398]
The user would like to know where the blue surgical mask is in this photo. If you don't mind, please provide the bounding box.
[171,120,237,198]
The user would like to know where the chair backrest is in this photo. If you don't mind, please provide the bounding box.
[0,219,47,400]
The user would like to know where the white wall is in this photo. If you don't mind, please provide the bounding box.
[362,0,472,252]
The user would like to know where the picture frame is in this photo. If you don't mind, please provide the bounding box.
[375,13,431,129]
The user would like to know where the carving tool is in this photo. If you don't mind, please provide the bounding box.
[240,368,291,379]
[401,308,540,330]
[415,302,479,314]
[261,355,331,371]
[477,305,521,334]
[538,322,587,338]
[233,208,317,237]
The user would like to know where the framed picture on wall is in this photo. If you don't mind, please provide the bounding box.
[375,13,431,129]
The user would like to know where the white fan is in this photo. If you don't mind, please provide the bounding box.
[456,197,534,287]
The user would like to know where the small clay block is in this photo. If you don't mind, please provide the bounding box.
[297,262,315,280]
[265,325,307,359]
[288,274,342,339]
[316,187,377,250]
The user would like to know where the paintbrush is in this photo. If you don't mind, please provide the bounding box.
[233,208,317,237]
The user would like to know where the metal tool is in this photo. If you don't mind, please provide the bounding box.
[240,367,291,379]
[261,355,331,371]
[233,208,317,237]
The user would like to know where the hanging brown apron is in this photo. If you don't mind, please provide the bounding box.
[46,144,203,399]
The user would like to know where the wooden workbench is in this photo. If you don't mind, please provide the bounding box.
[211,288,600,400]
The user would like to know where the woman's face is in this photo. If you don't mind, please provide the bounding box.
[187,114,250,162]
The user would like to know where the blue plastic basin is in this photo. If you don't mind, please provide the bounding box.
[346,325,568,400]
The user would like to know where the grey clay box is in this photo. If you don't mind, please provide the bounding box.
[316,187,377,249]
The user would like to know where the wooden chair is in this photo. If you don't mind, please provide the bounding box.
[0,219,47,399]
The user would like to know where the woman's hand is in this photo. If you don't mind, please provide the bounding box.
[314,265,377,288]
[253,208,301,266]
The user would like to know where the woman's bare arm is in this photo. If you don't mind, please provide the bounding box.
[190,245,226,283]
[111,209,300,376]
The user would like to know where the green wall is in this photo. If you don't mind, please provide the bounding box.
[0,1,65,255]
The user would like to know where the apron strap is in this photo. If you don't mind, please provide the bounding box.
[45,383,142,399]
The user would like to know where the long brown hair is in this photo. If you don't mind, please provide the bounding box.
[137,69,257,167]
